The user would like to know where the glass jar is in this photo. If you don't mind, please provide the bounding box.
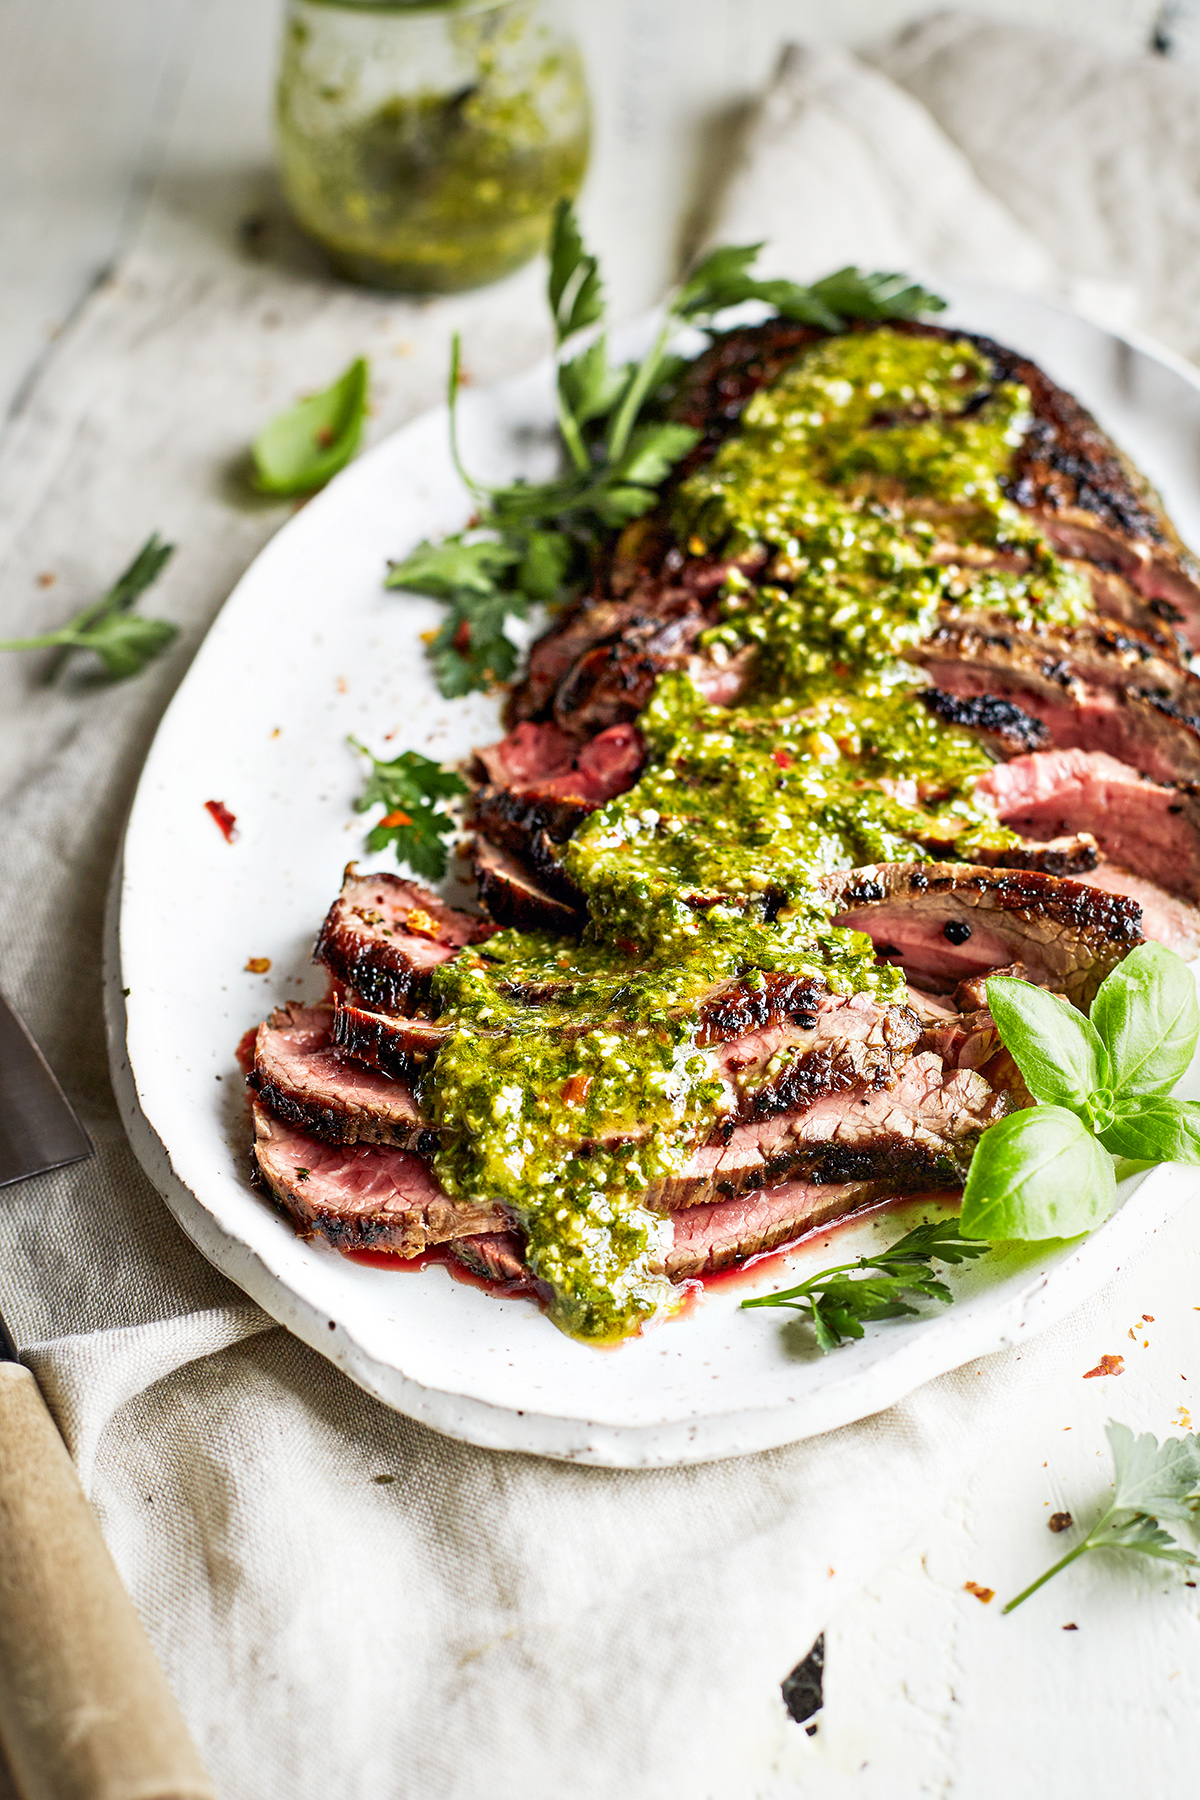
[275,0,590,293]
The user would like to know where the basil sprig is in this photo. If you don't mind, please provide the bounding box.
[387,201,947,697]
[962,944,1200,1241]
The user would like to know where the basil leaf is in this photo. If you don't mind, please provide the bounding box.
[961,1105,1117,1240]
[985,976,1109,1115]
[1090,942,1200,1100]
[1100,1096,1200,1165]
[252,357,368,496]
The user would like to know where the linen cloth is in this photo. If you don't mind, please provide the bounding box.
[3,16,1200,1797]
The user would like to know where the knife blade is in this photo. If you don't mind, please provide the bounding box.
[0,990,91,1188]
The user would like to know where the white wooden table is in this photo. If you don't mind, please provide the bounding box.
[4,3,1200,1794]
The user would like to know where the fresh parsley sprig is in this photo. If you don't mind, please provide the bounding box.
[350,737,467,882]
[740,1218,989,1352]
[387,201,947,697]
[1004,1421,1200,1613]
[962,944,1200,1242]
[0,533,177,681]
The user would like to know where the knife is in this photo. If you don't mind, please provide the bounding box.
[0,992,91,1188]
[0,1000,215,1800]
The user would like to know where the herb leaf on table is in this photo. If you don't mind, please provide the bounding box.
[252,357,369,497]
[740,1219,989,1352]
[0,533,177,681]
[1004,1421,1200,1612]
[350,738,466,882]
[390,200,949,697]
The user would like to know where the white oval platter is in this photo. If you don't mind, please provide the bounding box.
[107,280,1200,1466]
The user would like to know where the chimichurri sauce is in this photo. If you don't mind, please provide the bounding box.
[421,328,1081,1342]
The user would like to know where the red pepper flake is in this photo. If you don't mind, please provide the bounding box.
[205,799,237,842]
[1062,1622,1079,1631]
[244,957,271,974]
[1143,1314,1155,1322]
[453,618,472,653]
[379,810,412,828]
[36,570,56,588]
[1083,1353,1125,1379]
[1049,1512,1073,1533]
[560,1073,593,1107]
[615,937,641,958]
[964,1581,994,1603]
[772,749,793,770]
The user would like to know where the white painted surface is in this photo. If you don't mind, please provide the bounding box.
[7,0,1200,1789]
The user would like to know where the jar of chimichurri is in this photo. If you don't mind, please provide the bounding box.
[275,0,590,293]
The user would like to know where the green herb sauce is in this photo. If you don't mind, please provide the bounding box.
[421,328,1085,1341]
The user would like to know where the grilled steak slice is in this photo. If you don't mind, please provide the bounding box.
[825,863,1141,1006]
[252,1105,503,1254]
[975,747,1200,903]
[660,1181,953,1281]
[919,689,1051,757]
[472,838,584,933]
[333,1001,448,1078]
[473,720,643,848]
[249,1004,430,1149]
[315,866,493,1013]
[450,1181,957,1287]
[667,315,1200,652]
[648,1051,1007,1208]
[912,613,1200,787]
[1072,864,1200,959]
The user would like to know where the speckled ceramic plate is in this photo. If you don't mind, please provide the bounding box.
[106,282,1200,1466]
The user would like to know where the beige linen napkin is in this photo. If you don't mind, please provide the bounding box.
[3,19,1200,1799]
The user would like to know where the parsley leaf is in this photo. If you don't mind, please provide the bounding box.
[741,1218,989,1352]
[0,532,177,681]
[1004,1421,1200,1612]
[350,737,466,881]
[392,202,948,698]
[252,357,369,496]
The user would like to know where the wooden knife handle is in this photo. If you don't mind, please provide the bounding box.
[0,1362,215,1800]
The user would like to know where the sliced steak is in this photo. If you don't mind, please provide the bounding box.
[667,314,1200,653]
[249,1004,430,1149]
[449,1183,955,1287]
[912,613,1200,787]
[332,1000,447,1079]
[974,747,1200,902]
[919,688,1051,757]
[472,719,643,854]
[472,838,584,933]
[550,600,708,735]
[315,865,493,1013]
[824,862,1141,1006]
[1075,864,1200,959]
[648,1051,1007,1208]
[660,1180,954,1281]
[252,1104,503,1254]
